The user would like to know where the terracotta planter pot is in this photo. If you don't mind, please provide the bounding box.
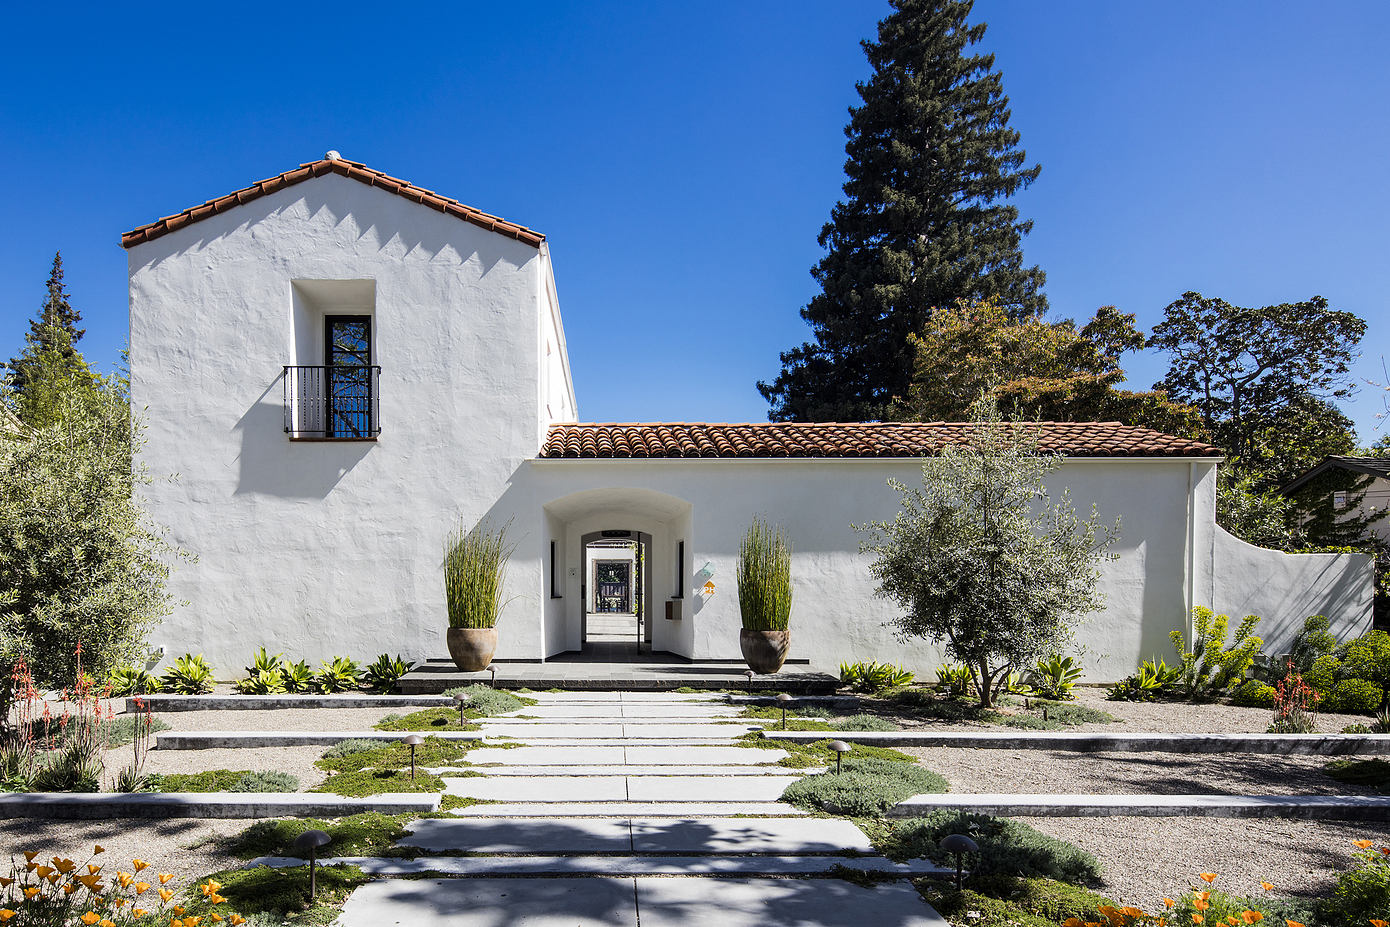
[446,627,497,672]
[740,629,790,674]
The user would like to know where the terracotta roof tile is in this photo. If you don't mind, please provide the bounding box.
[122,155,545,249]
[540,422,1220,460]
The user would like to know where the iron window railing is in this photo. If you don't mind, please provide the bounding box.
[283,365,381,439]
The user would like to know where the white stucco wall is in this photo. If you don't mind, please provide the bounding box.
[523,457,1218,682]
[1208,526,1374,652]
[129,172,552,672]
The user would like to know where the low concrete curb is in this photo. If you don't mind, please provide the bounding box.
[246,854,954,877]
[888,792,1390,820]
[155,731,484,749]
[0,792,440,819]
[766,730,1390,755]
[129,694,452,712]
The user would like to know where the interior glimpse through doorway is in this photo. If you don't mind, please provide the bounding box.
[581,532,650,657]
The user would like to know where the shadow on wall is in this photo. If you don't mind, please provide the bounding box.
[233,377,371,498]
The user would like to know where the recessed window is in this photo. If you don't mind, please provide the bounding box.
[550,540,563,599]
[1333,491,1348,508]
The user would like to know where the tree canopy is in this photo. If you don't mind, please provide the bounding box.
[1149,291,1365,466]
[759,0,1044,422]
[893,299,1203,437]
[856,396,1116,707]
[4,252,98,429]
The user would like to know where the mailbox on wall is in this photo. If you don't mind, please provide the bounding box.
[665,599,683,621]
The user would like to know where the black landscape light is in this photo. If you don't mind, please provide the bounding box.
[828,739,850,774]
[938,833,979,890]
[745,669,754,693]
[487,664,497,688]
[454,692,469,727]
[776,693,793,730]
[402,734,424,780]
[292,829,331,900]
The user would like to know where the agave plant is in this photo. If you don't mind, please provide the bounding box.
[159,654,216,695]
[108,665,161,697]
[935,663,972,699]
[316,656,361,693]
[362,654,415,694]
[235,668,286,695]
[1106,658,1180,702]
[281,659,315,694]
[840,660,914,693]
[1026,654,1083,701]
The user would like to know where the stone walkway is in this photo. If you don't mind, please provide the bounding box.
[261,691,949,925]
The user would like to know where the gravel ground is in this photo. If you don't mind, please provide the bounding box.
[1025,817,1390,909]
[0,817,248,885]
[881,688,1370,734]
[902,747,1378,796]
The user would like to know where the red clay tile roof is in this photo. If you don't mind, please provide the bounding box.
[540,422,1220,459]
[121,155,545,249]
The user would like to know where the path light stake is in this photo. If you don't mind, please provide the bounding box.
[292,829,331,901]
[1042,705,1048,722]
[488,664,497,689]
[938,833,979,891]
[745,670,754,693]
[828,740,850,775]
[402,734,424,780]
[776,693,793,730]
[454,692,469,727]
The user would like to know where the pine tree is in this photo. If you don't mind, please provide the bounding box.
[759,0,1045,422]
[4,252,97,428]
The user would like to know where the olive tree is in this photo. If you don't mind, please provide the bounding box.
[0,380,181,687]
[856,397,1117,707]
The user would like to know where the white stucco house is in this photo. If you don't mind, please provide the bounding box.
[124,153,1375,681]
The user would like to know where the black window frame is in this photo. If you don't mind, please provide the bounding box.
[550,540,563,599]
[674,540,685,598]
[324,314,374,439]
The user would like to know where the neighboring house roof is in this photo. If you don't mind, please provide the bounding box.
[540,421,1221,460]
[1282,456,1390,495]
[121,153,545,249]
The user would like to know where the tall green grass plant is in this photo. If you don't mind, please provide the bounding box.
[443,520,512,629]
[737,517,792,632]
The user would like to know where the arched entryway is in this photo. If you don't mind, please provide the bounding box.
[542,487,694,660]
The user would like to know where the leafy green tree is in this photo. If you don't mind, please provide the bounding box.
[0,381,180,688]
[856,396,1117,707]
[1149,291,1365,464]
[1341,630,1390,710]
[894,299,1204,437]
[1242,394,1358,490]
[1214,467,1303,551]
[759,0,1044,422]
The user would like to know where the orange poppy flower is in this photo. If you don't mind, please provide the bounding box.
[1354,840,1375,849]
[54,858,76,874]
[1193,916,1204,924]
[132,860,149,873]
[1285,921,1305,927]
[133,910,147,918]
[1371,920,1388,927]
[230,917,247,926]
[134,882,151,895]
[1194,900,1210,912]
[35,866,52,880]
[92,846,104,855]
[1165,900,1176,909]
[1243,914,1265,926]
[23,888,40,899]
[1065,920,1085,927]
[86,865,100,876]
[22,852,37,863]
[159,874,175,885]
[0,913,14,923]
[158,888,174,903]
[1199,873,1218,883]
[1261,882,1274,891]
[117,872,133,888]
[80,913,99,926]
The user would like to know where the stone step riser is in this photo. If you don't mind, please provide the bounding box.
[247,855,952,877]
[451,802,805,817]
[768,731,1390,755]
[889,793,1390,820]
[399,816,870,853]
[0,792,439,819]
[432,765,821,776]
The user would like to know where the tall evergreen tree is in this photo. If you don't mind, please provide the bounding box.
[4,252,96,428]
[759,0,1045,422]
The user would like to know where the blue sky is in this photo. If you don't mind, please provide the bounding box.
[1,1,1386,438]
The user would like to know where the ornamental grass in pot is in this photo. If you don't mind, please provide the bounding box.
[443,520,512,671]
[737,517,793,674]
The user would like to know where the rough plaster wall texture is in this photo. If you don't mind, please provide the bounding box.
[525,458,1198,681]
[1211,526,1373,654]
[129,174,545,671]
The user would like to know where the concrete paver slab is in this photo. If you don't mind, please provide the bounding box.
[464,746,626,766]
[336,877,638,926]
[626,775,797,802]
[397,818,633,853]
[629,817,874,854]
[624,746,783,765]
[444,775,629,802]
[452,801,805,817]
[635,877,947,927]
[441,764,821,777]
[476,722,627,737]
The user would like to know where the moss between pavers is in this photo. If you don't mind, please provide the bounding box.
[187,863,370,926]
[781,757,949,817]
[230,813,412,859]
[373,708,482,732]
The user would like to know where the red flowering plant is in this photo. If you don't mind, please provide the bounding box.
[1268,660,1320,734]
